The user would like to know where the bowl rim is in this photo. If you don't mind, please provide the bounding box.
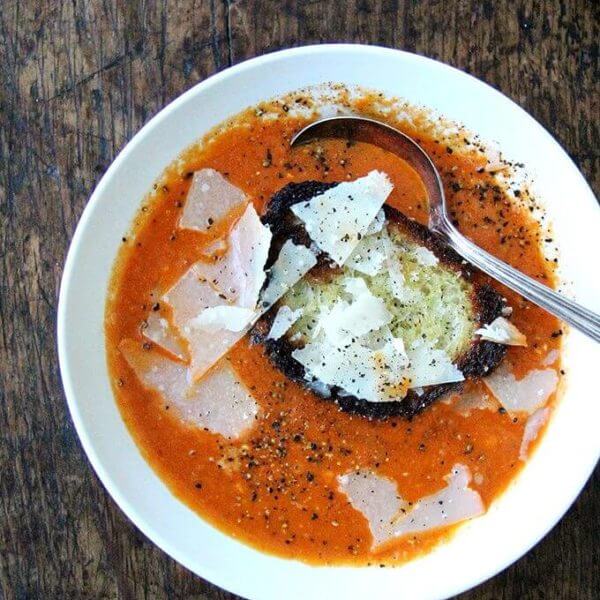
[58,43,599,600]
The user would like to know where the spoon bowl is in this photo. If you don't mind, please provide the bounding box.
[291,115,600,343]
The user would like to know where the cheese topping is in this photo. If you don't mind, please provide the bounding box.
[519,407,550,460]
[483,362,558,414]
[346,229,389,276]
[338,463,484,548]
[142,310,187,360]
[405,341,465,388]
[179,168,247,232]
[316,277,392,345]
[195,203,272,308]
[476,316,527,347]
[120,339,258,439]
[292,324,410,404]
[260,240,318,308]
[267,306,303,340]
[189,306,256,332]
[290,170,393,266]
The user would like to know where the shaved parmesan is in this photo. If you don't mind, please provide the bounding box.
[346,230,388,276]
[120,339,258,438]
[290,170,393,266]
[412,246,439,267]
[202,237,228,258]
[364,209,386,235]
[196,203,272,308]
[164,266,249,380]
[267,306,303,340]
[392,464,484,539]
[164,264,227,324]
[165,218,319,379]
[165,205,272,379]
[142,311,187,360]
[453,389,498,416]
[483,363,558,414]
[293,277,410,402]
[476,316,527,347]
[163,263,244,378]
[317,277,392,345]
[260,240,318,308]
[337,470,403,547]
[189,306,256,332]
[338,464,484,548]
[542,349,560,367]
[385,239,420,304]
[189,328,248,381]
[519,407,550,460]
[406,342,464,388]
[179,168,247,231]
[293,327,409,403]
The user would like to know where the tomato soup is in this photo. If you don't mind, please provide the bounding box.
[105,90,562,565]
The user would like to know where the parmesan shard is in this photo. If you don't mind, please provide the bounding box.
[260,240,318,308]
[163,264,237,379]
[165,216,317,379]
[519,407,550,461]
[483,362,558,414]
[292,328,410,404]
[292,277,411,403]
[337,470,404,548]
[542,349,560,367]
[475,316,527,347]
[267,306,303,340]
[165,264,227,325]
[412,246,439,267]
[338,464,484,549]
[142,311,187,360]
[364,209,386,235]
[392,464,485,539]
[384,237,420,304]
[179,168,247,232]
[120,339,258,439]
[317,277,392,346]
[452,389,498,416]
[189,306,256,332]
[290,170,393,266]
[346,230,388,276]
[165,204,272,379]
[405,342,465,388]
[187,328,248,381]
[195,203,272,308]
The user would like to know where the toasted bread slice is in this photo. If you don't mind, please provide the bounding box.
[252,181,506,419]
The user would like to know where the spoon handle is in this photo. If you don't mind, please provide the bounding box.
[443,226,600,343]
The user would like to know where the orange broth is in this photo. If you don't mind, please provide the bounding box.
[105,93,562,565]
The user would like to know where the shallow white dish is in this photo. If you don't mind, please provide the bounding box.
[58,45,600,600]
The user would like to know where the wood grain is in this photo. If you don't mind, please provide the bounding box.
[0,1,597,598]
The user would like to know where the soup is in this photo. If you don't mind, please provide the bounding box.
[105,88,562,565]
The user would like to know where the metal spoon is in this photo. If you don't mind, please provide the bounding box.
[291,115,600,343]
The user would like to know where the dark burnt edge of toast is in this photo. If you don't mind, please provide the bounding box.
[252,180,507,420]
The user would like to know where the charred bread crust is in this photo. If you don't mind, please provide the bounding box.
[253,180,507,420]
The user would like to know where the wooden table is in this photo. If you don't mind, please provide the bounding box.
[1,1,597,598]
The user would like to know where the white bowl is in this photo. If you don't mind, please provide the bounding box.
[58,45,600,600]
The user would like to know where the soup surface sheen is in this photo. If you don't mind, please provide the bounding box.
[105,89,562,565]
